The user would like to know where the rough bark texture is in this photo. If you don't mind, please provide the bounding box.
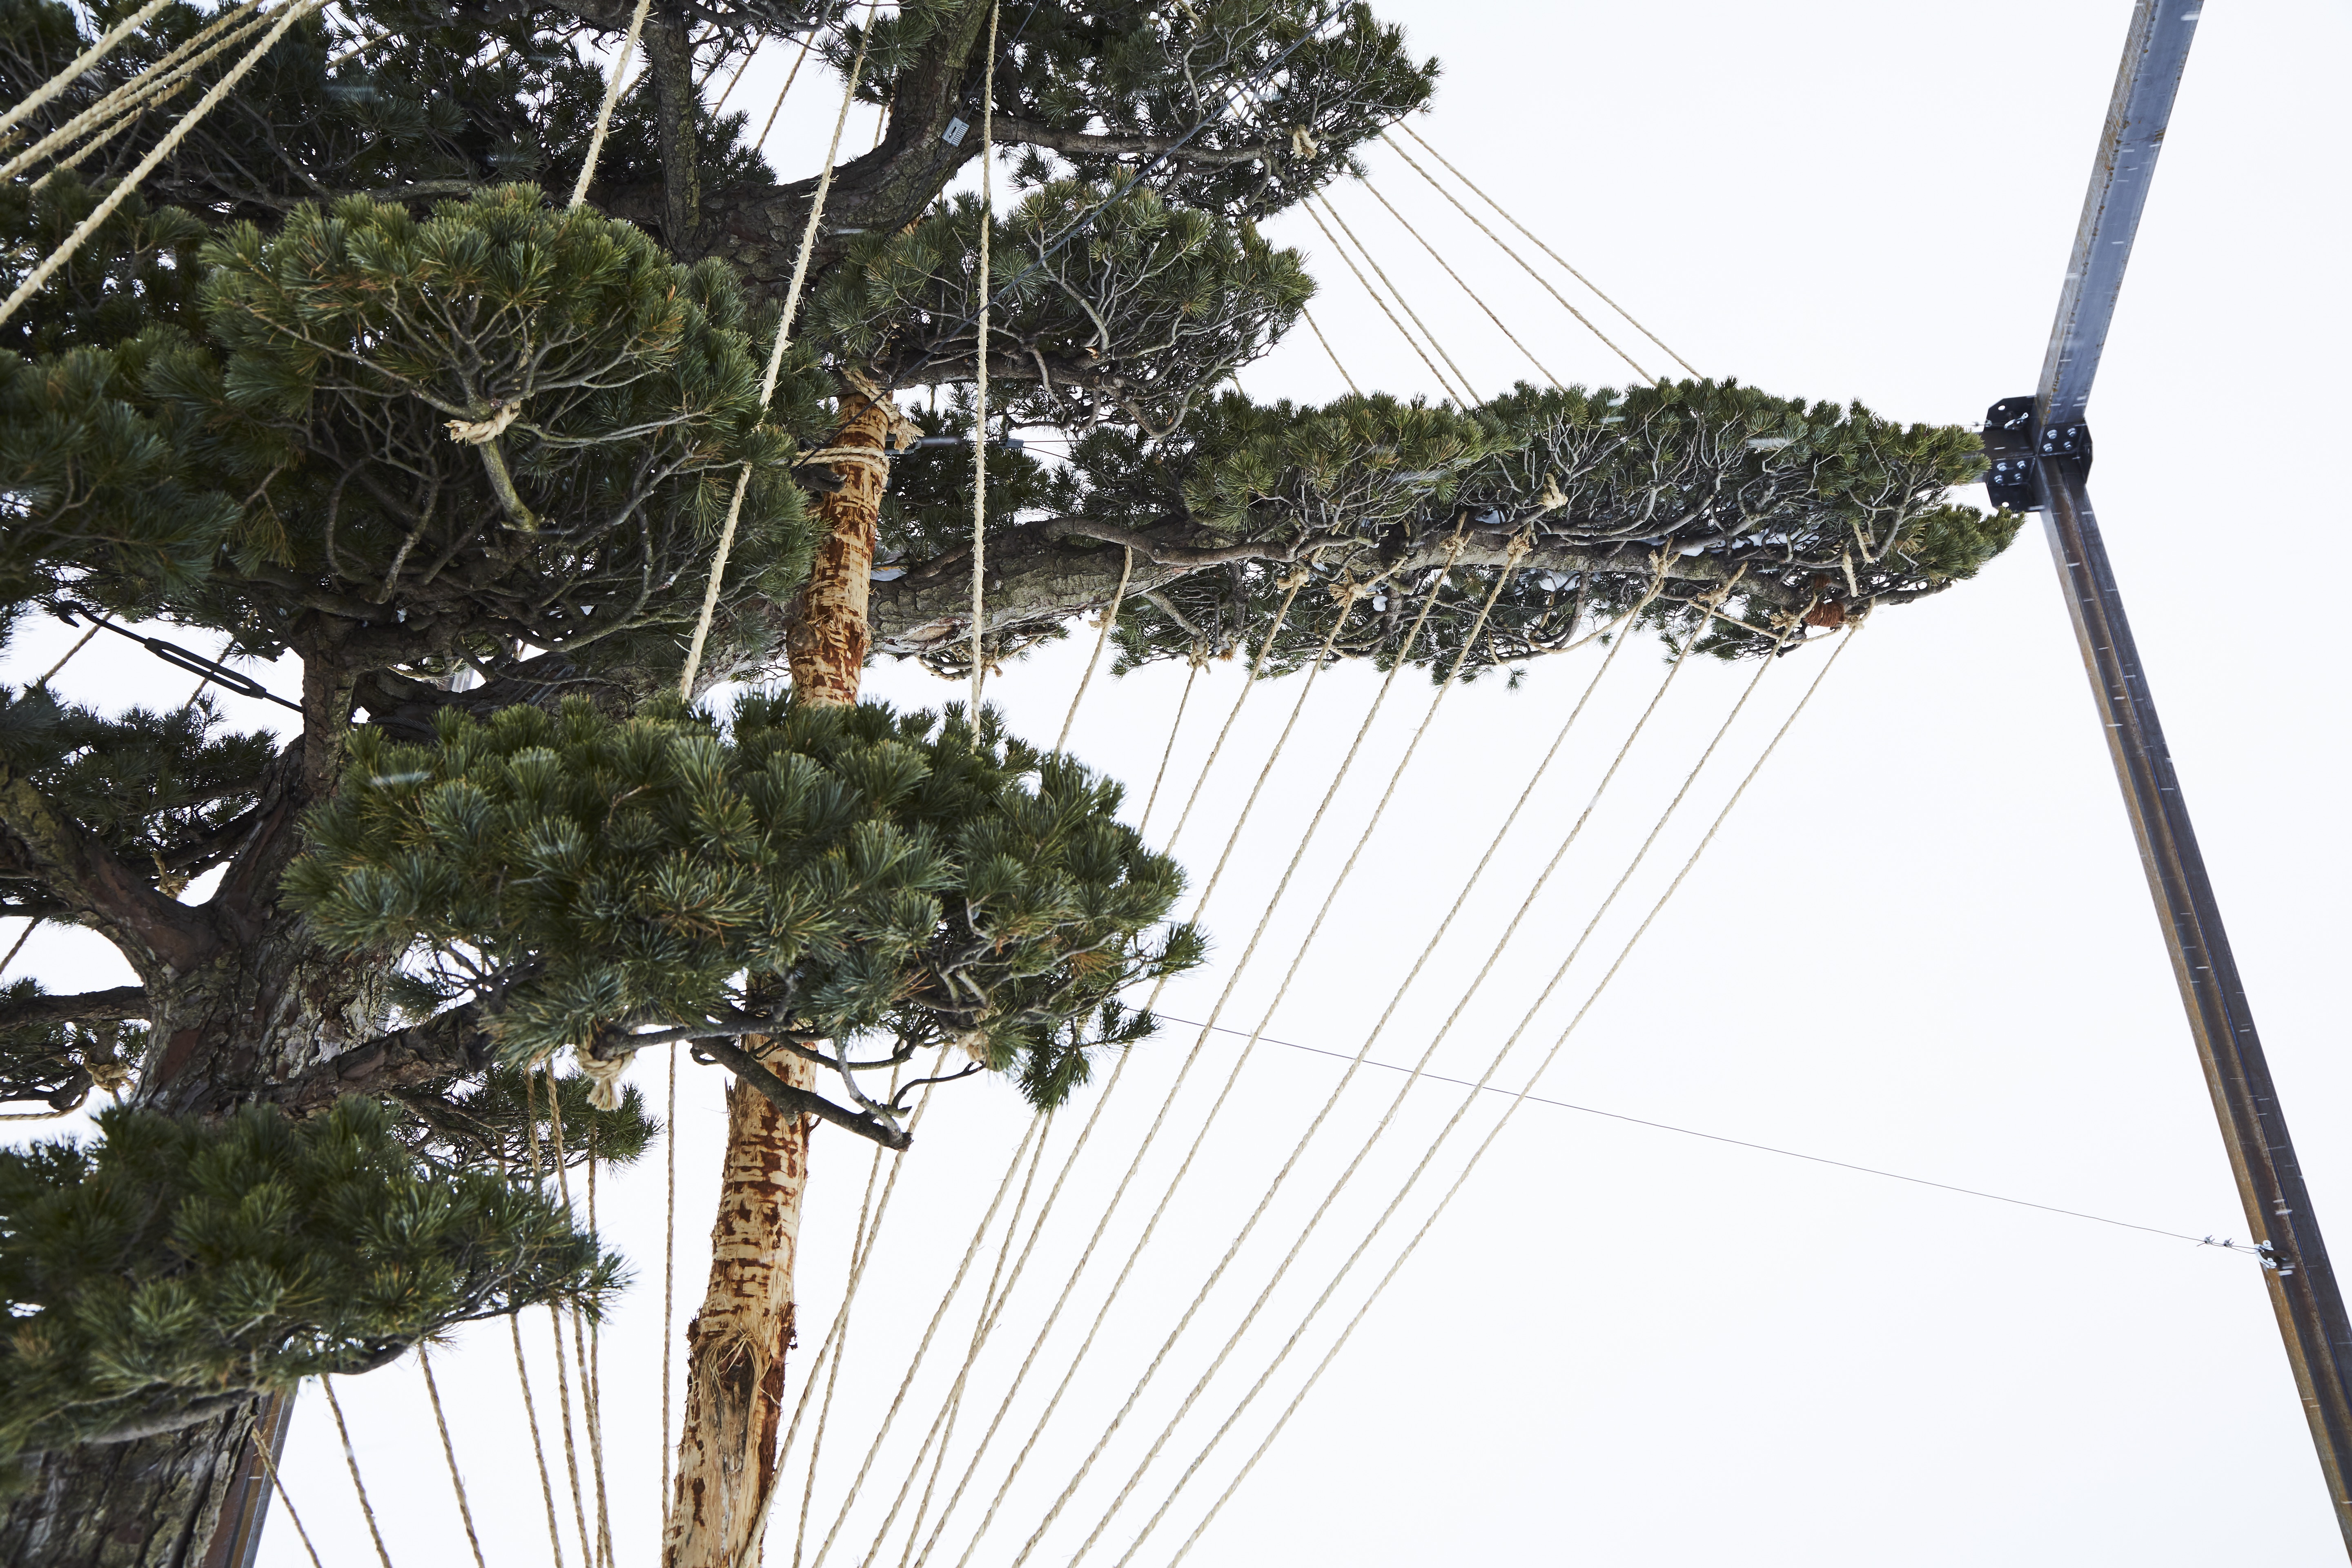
[0,1400,262,1568]
[665,1055,818,1568]
[666,378,906,1568]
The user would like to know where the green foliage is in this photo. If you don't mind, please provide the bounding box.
[0,684,278,905]
[0,1096,617,1463]
[1007,381,2015,676]
[392,1064,660,1174]
[0,180,210,358]
[286,694,1202,1110]
[805,182,1314,432]
[4,185,825,679]
[0,978,144,1114]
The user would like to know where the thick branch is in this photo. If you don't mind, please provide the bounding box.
[0,770,214,976]
[258,1002,496,1118]
[990,117,1280,168]
[0,984,149,1031]
[692,1038,912,1149]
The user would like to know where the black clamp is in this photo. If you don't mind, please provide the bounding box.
[1980,395,2093,513]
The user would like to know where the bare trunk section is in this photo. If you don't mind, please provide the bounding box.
[0,1398,263,1568]
[664,1057,817,1568]
[666,376,909,1568]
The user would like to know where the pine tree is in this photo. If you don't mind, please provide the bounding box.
[0,0,2022,1562]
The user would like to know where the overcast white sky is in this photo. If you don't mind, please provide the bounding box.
[10,2,2352,1564]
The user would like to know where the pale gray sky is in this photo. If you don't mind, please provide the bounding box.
[11,2,2350,1564]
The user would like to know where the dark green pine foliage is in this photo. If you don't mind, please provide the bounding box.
[286,695,1203,1112]
[1,182,825,684]
[0,1096,621,1470]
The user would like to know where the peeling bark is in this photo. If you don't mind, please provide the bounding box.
[0,1399,262,1568]
[667,377,909,1568]
[665,1056,817,1568]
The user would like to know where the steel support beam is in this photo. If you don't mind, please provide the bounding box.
[2038,463,2352,1547]
[2020,2,2352,1547]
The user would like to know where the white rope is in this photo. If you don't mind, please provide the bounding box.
[1093,606,1784,1565]
[942,577,1353,1568]
[254,1410,329,1568]
[1358,174,1565,389]
[967,0,1000,716]
[679,0,881,700]
[710,33,759,112]
[1160,568,1311,853]
[996,558,1463,1568]
[804,1111,1047,1568]
[1314,192,1479,403]
[753,29,819,156]
[0,0,179,145]
[0,0,327,335]
[1299,198,1467,406]
[1039,545,1529,1568]
[419,1348,489,1568]
[1392,124,1699,381]
[859,1112,1053,1568]
[1164,630,1857,1565]
[1053,546,1132,755]
[1133,660,1199,838]
[566,0,654,209]
[1,0,271,185]
[510,1311,572,1568]
[1298,303,1360,397]
[660,1040,678,1533]
[546,1074,613,1568]
[320,1374,397,1568]
[525,1071,595,1568]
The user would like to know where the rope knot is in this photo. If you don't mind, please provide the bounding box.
[575,1043,633,1111]
[1290,125,1319,160]
[1532,472,1568,513]
[445,401,522,445]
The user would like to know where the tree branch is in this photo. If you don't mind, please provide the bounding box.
[991,117,1280,169]
[691,1038,912,1150]
[258,1002,497,1118]
[0,984,149,1031]
[0,769,214,976]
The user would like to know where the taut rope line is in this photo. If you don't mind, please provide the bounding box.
[1100,609,1794,1565]
[1299,199,1466,405]
[804,1113,1048,1568]
[1357,174,1564,389]
[567,0,655,209]
[320,1374,396,1568]
[419,1348,489,1568]
[942,577,1356,1568]
[1054,546,1133,755]
[0,0,329,334]
[679,0,882,700]
[1392,124,1697,380]
[1165,631,1858,1565]
[968,0,1001,715]
[0,0,178,144]
[997,553,1470,1568]
[1314,193,1480,403]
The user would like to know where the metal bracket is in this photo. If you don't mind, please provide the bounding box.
[1980,395,2092,513]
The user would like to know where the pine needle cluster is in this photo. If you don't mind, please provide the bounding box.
[0,1097,618,1468]
[287,693,1202,1114]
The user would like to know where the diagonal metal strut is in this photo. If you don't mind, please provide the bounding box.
[2023,2,2352,1547]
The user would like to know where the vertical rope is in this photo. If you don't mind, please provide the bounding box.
[1053,546,1132,754]
[967,0,1001,715]
[661,1039,679,1532]
[419,1349,489,1568]
[526,1070,595,1567]
[546,1076,612,1568]
[679,0,882,699]
[320,1374,396,1568]
[511,1311,570,1568]
[254,1414,329,1568]
[0,0,326,334]
[567,0,655,209]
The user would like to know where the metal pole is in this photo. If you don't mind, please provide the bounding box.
[2038,461,2352,1548]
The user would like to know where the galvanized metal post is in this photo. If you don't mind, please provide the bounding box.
[2038,463,2352,1547]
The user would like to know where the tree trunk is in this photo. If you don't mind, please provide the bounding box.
[665,375,910,1568]
[0,1399,264,1568]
